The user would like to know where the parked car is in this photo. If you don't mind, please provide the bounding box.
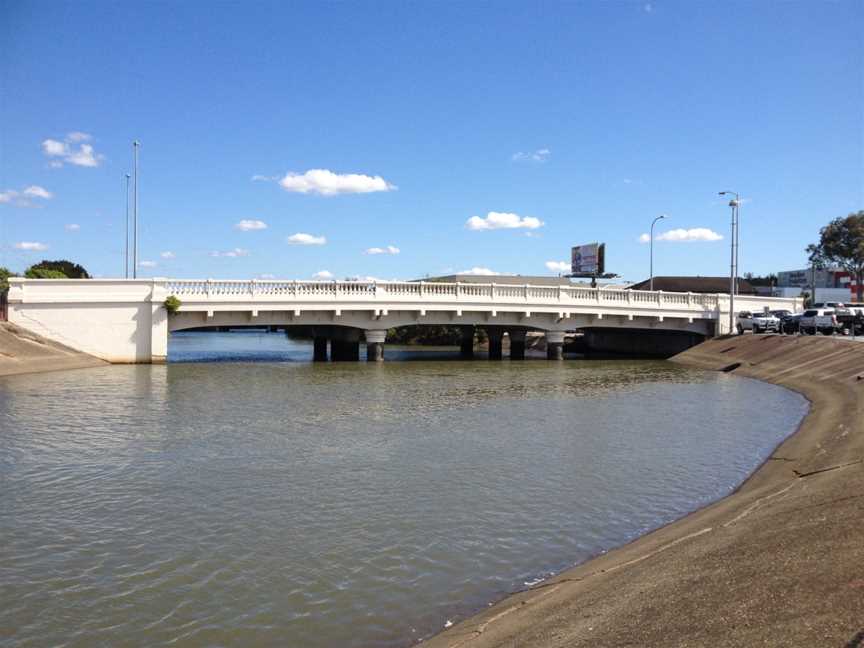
[780,312,802,334]
[798,308,838,335]
[736,310,780,334]
[836,303,864,335]
[771,310,798,334]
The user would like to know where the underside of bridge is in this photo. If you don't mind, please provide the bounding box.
[580,327,710,358]
[172,323,569,361]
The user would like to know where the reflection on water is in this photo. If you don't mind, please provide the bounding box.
[0,332,808,647]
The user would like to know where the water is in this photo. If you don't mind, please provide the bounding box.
[0,332,808,647]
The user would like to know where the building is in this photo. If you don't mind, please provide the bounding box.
[626,276,758,295]
[775,267,854,302]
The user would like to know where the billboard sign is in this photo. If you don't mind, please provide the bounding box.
[571,243,605,275]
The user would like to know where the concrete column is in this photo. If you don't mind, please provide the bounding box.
[545,331,566,360]
[313,336,329,362]
[330,328,361,362]
[460,325,475,359]
[365,329,387,362]
[508,329,527,360]
[486,327,504,360]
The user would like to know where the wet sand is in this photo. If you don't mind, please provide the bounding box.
[0,322,106,376]
[424,335,864,647]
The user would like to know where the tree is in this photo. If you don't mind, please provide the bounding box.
[0,267,14,293]
[806,211,864,301]
[25,259,90,279]
[25,268,68,279]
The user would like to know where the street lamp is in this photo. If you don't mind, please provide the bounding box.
[719,191,740,334]
[649,214,667,291]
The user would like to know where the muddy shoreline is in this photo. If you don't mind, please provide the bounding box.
[423,335,864,647]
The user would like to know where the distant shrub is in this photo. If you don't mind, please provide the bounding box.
[164,295,181,314]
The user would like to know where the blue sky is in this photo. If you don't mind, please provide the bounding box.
[1,0,861,282]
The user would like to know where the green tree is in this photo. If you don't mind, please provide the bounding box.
[806,211,864,301]
[0,267,15,293]
[25,268,68,279]
[25,259,90,279]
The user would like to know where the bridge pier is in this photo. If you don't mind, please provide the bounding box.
[365,330,386,362]
[545,331,565,360]
[330,328,361,362]
[313,335,329,362]
[460,326,474,359]
[508,329,526,360]
[486,327,504,360]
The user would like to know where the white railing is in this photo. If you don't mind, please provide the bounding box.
[162,279,723,310]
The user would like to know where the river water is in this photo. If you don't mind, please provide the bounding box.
[0,332,808,647]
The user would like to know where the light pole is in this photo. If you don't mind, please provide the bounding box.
[649,214,667,291]
[719,191,739,334]
[133,140,140,279]
[124,173,131,279]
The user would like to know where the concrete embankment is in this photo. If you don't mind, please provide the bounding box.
[424,335,864,648]
[0,322,106,377]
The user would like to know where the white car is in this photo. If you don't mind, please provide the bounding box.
[798,308,838,335]
[736,310,780,334]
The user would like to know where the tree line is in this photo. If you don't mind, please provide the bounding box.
[0,260,91,292]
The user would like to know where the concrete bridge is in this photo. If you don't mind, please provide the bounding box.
[6,278,801,363]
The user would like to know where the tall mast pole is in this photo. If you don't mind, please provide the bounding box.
[124,173,131,279]
[133,141,140,279]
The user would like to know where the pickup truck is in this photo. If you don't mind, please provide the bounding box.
[736,310,780,334]
[799,308,839,335]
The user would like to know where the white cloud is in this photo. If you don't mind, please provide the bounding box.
[512,148,550,163]
[210,248,250,257]
[15,241,49,251]
[65,144,102,167]
[259,273,276,279]
[1,185,53,207]
[545,261,570,273]
[42,133,104,168]
[466,211,544,231]
[364,245,400,255]
[251,174,277,182]
[278,169,396,196]
[160,251,175,259]
[312,270,334,279]
[42,139,68,156]
[65,223,80,231]
[235,219,268,231]
[23,185,53,199]
[139,260,158,268]
[640,228,724,243]
[287,232,326,245]
[458,267,503,276]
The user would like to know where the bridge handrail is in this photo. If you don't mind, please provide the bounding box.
[160,278,722,310]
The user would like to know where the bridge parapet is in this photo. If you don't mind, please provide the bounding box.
[163,279,723,311]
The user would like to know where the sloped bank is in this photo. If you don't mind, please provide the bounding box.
[423,335,863,648]
[0,322,106,377]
